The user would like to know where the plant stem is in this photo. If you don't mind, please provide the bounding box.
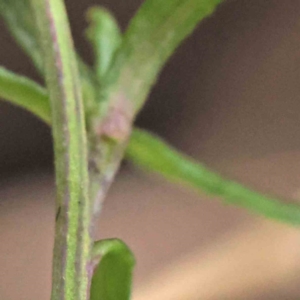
[31,1,91,300]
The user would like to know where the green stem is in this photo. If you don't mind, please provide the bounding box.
[96,0,223,136]
[31,1,91,300]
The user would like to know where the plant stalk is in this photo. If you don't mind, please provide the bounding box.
[31,1,91,299]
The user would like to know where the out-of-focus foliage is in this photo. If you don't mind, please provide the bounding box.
[0,0,42,71]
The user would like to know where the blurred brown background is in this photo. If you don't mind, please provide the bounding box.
[1,0,300,299]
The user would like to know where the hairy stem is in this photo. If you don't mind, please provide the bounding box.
[31,1,91,300]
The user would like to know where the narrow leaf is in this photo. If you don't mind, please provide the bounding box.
[0,0,43,72]
[0,0,97,113]
[1,66,299,228]
[0,65,95,126]
[101,0,223,114]
[91,239,135,300]
[127,128,300,225]
[86,7,122,80]
[0,67,50,124]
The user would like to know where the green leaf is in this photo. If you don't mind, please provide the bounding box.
[86,7,122,80]
[0,65,95,126]
[91,239,135,300]
[0,67,50,124]
[101,0,223,114]
[0,0,97,115]
[0,0,43,72]
[2,63,300,227]
[127,128,300,225]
